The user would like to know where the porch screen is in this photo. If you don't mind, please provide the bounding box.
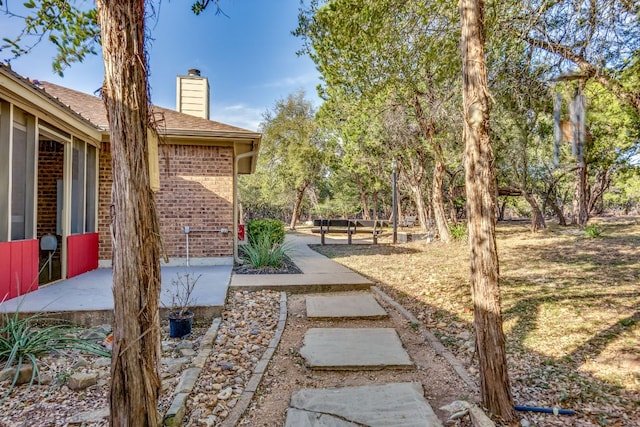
[85,144,97,232]
[70,139,86,234]
[10,109,35,241]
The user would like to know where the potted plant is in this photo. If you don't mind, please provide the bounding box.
[165,272,200,338]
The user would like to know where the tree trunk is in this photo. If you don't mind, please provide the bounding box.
[96,1,162,425]
[522,191,546,232]
[546,196,567,226]
[409,183,429,233]
[432,150,451,242]
[372,191,379,220]
[355,175,371,219]
[588,168,611,215]
[572,164,588,226]
[498,198,507,221]
[460,0,514,421]
[290,184,307,230]
[413,95,450,240]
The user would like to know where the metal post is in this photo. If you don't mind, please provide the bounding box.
[392,159,398,244]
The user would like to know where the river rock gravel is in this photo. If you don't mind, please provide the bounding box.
[0,290,280,427]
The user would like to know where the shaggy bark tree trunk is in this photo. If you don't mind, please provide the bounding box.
[460,0,514,421]
[95,1,162,425]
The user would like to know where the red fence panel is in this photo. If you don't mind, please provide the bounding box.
[0,240,38,301]
[67,233,99,278]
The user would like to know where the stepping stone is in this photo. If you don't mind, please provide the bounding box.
[285,382,443,427]
[306,293,388,319]
[300,328,413,370]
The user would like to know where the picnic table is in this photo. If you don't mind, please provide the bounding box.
[312,219,389,245]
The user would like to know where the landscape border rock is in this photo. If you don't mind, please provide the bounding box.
[163,318,222,426]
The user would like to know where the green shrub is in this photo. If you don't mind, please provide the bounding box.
[241,234,289,268]
[584,224,602,238]
[0,308,110,397]
[449,223,468,242]
[247,219,285,246]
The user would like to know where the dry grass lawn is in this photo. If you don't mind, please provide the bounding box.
[310,217,639,426]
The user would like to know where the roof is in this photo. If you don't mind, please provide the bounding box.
[1,64,260,173]
[0,64,101,138]
[38,81,261,139]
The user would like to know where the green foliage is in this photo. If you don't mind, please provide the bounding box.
[1,1,99,75]
[449,223,468,242]
[247,219,285,246]
[584,224,603,238]
[241,234,289,269]
[241,91,328,225]
[0,308,110,397]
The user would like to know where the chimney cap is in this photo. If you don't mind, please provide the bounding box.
[187,68,201,77]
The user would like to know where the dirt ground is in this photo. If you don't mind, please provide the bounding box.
[238,292,476,426]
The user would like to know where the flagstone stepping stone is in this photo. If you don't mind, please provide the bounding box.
[306,293,388,319]
[300,328,413,370]
[285,382,443,426]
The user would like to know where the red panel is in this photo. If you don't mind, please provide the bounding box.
[67,233,99,278]
[23,240,39,295]
[0,242,11,302]
[0,240,38,301]
[9,241,22,299]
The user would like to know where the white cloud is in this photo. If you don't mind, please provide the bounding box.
[212,103,263,132]
[260,72,318,89]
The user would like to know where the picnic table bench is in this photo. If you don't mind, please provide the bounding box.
[312,219,389,245]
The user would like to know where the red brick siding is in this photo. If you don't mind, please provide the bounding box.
[97,143,234,261]
[157,144,234,259]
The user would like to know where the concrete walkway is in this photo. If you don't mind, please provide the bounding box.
[230,233,372,292]
[0,266,231,325]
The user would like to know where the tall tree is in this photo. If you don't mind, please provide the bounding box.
[296,0,462,241]
[95,1,162,424]
[1,1,222,424]
[460,0,514,420]
[258,90,325,229]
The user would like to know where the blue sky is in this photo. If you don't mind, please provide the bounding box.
[1,0,321,131]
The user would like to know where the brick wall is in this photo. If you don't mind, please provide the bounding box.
[37,140,63,273]
[98,142,234,262]
[97,142,113,261]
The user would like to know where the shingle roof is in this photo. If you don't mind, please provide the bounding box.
[38,81,260,138]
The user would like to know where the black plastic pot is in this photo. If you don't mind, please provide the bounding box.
[168,311,194,338]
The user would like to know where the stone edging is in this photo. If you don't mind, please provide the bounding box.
[162,292,288,426]
[370,286,479,395]
[221,291,288,427]
[163,317,222,426]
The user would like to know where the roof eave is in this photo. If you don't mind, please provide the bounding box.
[0,67,102,143]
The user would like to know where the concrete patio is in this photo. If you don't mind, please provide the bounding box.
[0,266,231,326]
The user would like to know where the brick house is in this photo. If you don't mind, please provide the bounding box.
[0,65,260,300]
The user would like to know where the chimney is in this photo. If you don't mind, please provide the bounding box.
[176,68,210,120]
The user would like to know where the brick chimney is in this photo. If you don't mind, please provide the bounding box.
[176,68,210,120]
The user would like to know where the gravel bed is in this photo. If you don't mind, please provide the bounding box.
[0,290,280,427]
[183,290,280,426]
